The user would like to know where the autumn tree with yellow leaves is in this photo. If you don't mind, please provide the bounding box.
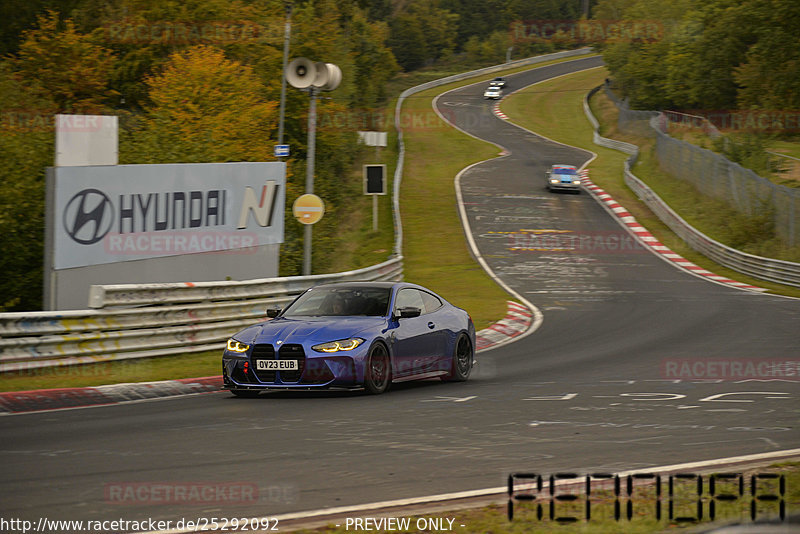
[123,45,277,164]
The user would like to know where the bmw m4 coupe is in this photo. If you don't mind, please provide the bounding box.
[222,281,475,396]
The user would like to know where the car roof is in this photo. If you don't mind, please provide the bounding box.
[310,281,398,290]
[309,280,439,294]
[552,165,577,170]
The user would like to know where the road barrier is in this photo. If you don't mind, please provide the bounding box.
[584,85,800,288]
[0,258,402,372]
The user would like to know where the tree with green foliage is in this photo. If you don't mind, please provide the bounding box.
[595,0,800,112]
[387,0,459,71]
[0,62,55,311]
[0,8,119,311]
[733,0,800,111]
[10,10,116,113]
[344,9,399,108]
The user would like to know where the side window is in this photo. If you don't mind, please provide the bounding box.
[420,291,442,313]
[394,289,425,313]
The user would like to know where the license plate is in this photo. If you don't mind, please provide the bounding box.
[256,360,298,371]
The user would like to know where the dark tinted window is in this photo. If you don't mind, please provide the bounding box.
[420,291,442,313]
[395,288,442,315]
[395,288,425,312]
[284,286,391,317]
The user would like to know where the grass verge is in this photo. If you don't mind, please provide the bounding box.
[500,67,800,298]
[293,462,800,533]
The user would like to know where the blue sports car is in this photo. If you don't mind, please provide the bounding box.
[222,281,475,395]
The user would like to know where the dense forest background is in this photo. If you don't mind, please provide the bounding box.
[595,0,800,111]
[1,0,796,311]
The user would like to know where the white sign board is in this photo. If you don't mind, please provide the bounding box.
[52,162,285,269]
[55,114,118,167]
[357,131,387,147]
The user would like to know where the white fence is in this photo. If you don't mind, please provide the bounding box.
[584,86,800,288]
[0,49,593,373]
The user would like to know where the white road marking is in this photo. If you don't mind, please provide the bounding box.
[523,393,578,401]
[421,396,477,403]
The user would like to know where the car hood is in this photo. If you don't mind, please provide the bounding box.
[233,316,388,346]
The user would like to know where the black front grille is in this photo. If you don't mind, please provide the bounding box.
[251,344,276,382]
[277,344,305,382]
[251,343,307,384]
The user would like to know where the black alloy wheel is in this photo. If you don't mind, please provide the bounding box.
[364,343,391,394]
[442,334,472,382]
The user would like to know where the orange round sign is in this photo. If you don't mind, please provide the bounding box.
[292,194,325,225]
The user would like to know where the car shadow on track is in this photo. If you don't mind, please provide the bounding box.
[221,378,473,400]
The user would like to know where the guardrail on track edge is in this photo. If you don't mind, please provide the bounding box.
[583,85,800,289]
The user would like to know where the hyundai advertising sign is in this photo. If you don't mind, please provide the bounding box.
[52,162,285,269]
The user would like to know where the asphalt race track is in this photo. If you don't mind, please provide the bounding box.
[2,56,799,528]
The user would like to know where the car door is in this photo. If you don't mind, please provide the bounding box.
[418,290,448,372]
[390,288,440,377]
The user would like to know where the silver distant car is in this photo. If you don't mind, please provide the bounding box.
[484,85,502,99]
[545,164,582,193]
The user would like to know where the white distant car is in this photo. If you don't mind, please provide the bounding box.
[484,86,502,99]
[545,164,582,193]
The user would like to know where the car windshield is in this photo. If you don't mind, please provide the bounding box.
[282,286,391,317]
[553,167,577,175]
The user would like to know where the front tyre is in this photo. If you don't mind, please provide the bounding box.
[442,334,473,382]
[363,343,391,395]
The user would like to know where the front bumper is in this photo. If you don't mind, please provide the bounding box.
[222,343,365,390]
[548,181,582,191]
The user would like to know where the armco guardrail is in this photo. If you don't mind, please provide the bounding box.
[584,86,800,288]
[0,258,402,372]
[0,49,591,374]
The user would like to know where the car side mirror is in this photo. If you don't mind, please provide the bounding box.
[396,306,421,319]
[266,306,282,318]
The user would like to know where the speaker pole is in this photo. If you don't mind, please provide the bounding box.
[303,86,317,276]
[277,3,292,148]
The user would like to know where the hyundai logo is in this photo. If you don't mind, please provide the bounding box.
[63,189,113,245]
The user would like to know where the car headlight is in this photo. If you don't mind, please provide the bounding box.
[312,338,365,353]
[573,180,581,184]
[226,338,250,353]
[550,179,559,184]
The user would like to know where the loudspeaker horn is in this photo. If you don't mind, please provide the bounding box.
[320,63,342,91]
[286,57,316,89]
[312,62,329,88]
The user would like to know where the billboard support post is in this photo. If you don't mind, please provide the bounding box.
[304,87,316,276]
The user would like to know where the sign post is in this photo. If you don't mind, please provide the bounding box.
[363,164,386,232]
